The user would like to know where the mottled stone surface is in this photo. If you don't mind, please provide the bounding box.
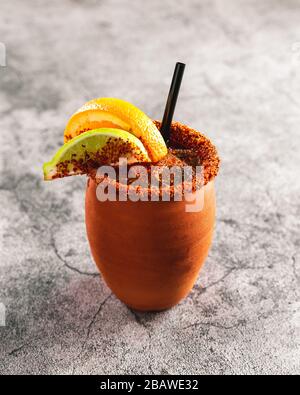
[0,0,299,375]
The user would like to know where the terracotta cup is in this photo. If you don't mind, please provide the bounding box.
[85,122,219,311]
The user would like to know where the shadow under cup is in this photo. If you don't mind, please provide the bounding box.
[85,122,220,311]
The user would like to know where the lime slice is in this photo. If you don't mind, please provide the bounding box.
[43,128,150,180]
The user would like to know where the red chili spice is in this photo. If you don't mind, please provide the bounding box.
[92,121,220,199]
[56,121,220,199]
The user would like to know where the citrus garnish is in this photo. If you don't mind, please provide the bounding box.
[43,128,150,181]
[64,98,167,162]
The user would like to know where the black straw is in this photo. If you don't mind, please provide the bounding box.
[160,62,185,142]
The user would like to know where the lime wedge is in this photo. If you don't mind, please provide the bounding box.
[43,128,150,180]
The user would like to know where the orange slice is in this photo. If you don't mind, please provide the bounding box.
[64,98,167,162]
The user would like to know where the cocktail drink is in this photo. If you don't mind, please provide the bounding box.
[43,98,220,311]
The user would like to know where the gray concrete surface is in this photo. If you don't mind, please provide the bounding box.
[0,0,299,375]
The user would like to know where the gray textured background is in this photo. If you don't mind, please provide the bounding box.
[0,0,299,375]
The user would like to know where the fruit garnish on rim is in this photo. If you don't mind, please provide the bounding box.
[43,98,168,180]
[64,98,167,162]
[43,128,151,180]
[41,63,222,312]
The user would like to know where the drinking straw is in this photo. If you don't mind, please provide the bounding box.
[160,62,186,142]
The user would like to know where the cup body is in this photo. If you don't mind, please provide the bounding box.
[85,178,216,311]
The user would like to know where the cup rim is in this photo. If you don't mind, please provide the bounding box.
[90,121,220,199]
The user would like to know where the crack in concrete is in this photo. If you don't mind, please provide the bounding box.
[7,322,48,358]
[219,218,239,227]
[2,173,98,277]
[292,255,299,282]
[190,250,295,305]
[8,343,27,356]
[220,216,280,235]
[265,188,277,208]
[0,175,62,226]
[50,230,99,277]
[128,308,155,374]
[181,319,246,331]
[203,267,236,291]
[72,293,112,375]
[86,294,112,341]
[148,360,155,375]
[190,264,243,302]
[129,309,148,329]
[189,268,236,304]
